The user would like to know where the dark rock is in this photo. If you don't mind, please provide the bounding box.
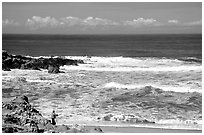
[2,95,92,133]
[11,58,22,68]
[3,126,18,133]
[93,127,103,133]
[3,114,21,125]
[48,65,60,73]
[20,59,41,70]
[37,123,45,133]
[2,50,9,60]
[2,63,11,71]
[3,57,13,69]
[103,114,113,121]
[2,96,47,133]
[11,96,29,104]
[76,59,84,64]
[2,50,83,72]
[21,95,29,103]
[2,125,24,133]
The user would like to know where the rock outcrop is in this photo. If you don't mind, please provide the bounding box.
[2,50,84,73]
[2,95,102,133]
[48,65,60,73]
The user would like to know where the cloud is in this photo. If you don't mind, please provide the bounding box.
[60,16,82,26]
[82,17,119,26]
[184,20,202,26]
[2,19,20,26]
[59,16,119,27]
[26,16,60,30]
[167,19,202,27]
[123,18,162,27]
[5,16,202,32]
[26,16,119,30]
[168,20,179,24]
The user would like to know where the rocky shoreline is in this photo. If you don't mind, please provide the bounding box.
[3,95,201,133]
[2,50,202,133]
[2,95,104,133]
[2,50,84,73]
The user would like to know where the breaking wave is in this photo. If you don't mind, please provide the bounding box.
[103,82,201,93]
[60,56,201,72]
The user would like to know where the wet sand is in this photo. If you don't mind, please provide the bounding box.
[84,125,202,133]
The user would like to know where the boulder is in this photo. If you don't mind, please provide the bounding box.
[11,58,22,69]
[103,114,114,121]
[92,127,103,133]
[48,65,60,73]
[3,114,21,125]
[2,125,24,133]
[20,59,41,70]
[2,63,11,71]
[37,123,45,133]
[2,50,10,60]
[3,57,13,68]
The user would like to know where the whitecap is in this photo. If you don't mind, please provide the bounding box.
[61,65,201,72]
[26,79,55,83]
[103,82,201,93]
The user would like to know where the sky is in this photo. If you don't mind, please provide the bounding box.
[2,2,202,34]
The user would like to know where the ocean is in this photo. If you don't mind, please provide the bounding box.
[2,34,202,128]
[2,34,202,58]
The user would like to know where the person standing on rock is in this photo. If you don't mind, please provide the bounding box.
[51,110,58,125]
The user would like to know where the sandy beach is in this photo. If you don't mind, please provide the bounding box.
[84,125,202,133]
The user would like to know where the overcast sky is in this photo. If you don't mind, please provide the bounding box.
[2,2,202,34]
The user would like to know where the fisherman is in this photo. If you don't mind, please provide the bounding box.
[51,110,58,125]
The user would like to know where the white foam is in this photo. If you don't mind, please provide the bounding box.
[156,119,186,124]
[61,64,201,72]
[59,56,201,72]
[21,55,201,72]
[2,75,15,79]
[26,79,54,83]
[103,82,201,93]
[104,82,143,89]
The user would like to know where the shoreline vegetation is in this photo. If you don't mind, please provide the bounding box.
[2,50,202,133]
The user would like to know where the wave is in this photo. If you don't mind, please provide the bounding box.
[104,82,143,89]
[22,55,201,72]
[104,82,201,93]
[26,79,54,83]
[178,57,202,63]
[64,56,201,68]
[61,65,201,72]
[25,55,201,64]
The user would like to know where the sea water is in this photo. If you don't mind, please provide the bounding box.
[2,34,202,126]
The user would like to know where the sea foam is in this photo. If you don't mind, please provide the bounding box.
[104,82,201,93]
[61,56,201,72]
[61,65,201,72]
